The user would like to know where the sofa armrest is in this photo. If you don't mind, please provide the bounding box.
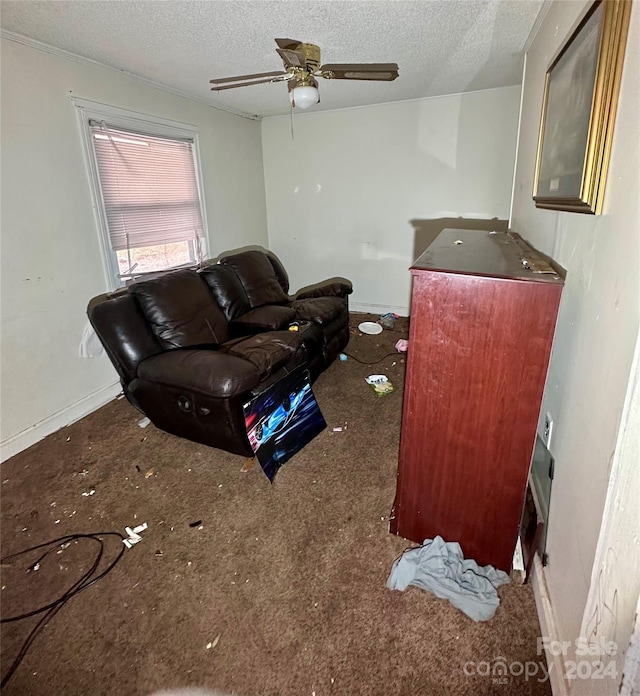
[137,349,261,398]
[293,277,353,300]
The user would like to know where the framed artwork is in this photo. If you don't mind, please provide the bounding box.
[533,0,632,214]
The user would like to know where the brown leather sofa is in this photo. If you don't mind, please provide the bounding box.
[88,249,352,456]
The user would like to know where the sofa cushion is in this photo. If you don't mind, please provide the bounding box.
[199,264,250,320]
[137,349,260,398]
[232,305,297,333]
[220,250,289,308]
[130,270,229,349]
[290,297,345,326]
[221,331,304,380]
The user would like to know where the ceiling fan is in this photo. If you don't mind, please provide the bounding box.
[210,38,399,109]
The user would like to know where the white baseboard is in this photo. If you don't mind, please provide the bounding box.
[350,302,409,316]
[531,555,569,696]
[1,381,122,463]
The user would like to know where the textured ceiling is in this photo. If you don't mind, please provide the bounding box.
[1,0,546,118]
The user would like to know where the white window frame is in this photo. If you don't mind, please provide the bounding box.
[73,98,209,291]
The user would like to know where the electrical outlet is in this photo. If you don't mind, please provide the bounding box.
[543,412,553,449]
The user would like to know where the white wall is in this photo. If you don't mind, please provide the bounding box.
[510,0,640,683]
[579,333,640,695]
[262,87,520,313]
[0,37,268,460]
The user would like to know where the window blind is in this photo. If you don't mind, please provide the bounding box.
[89,121,204,252]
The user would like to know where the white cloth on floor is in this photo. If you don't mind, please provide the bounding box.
[79,320,104,358]
[386,535,510,621]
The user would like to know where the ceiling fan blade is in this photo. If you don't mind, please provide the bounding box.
[319,63,399,81]
[210,70,287,86]
[276,48,306,69]
[211,76,287,91]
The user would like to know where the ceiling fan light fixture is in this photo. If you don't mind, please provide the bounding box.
[290,84,319,109]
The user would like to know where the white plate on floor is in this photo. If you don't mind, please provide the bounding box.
[358,321,383,335]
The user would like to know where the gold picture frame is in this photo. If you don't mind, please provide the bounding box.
[533,0,632,214]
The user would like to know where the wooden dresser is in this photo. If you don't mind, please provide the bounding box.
[390,229,563,572]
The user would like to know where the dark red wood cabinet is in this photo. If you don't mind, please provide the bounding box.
[390,229,563,572]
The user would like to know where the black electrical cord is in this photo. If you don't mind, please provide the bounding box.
[0,531,125,687]
[343,351,406,365]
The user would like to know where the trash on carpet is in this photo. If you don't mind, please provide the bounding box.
[137,417,151,428]
[144,468,155,479]
[123,522,148,548]
[379,312,399,329]
[386,535,510,621]
[358,321,383,335]
[240,458,255,473]
[189,520,202,528]
[395,339,409,353]
[365,374,394,396]
[206,634,221,649]
[81,489,96,497]
[339,353,348,361]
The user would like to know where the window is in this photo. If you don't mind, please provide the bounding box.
[75,100,208,289]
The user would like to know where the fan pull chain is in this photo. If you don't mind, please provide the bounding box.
[290,101,295,141]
